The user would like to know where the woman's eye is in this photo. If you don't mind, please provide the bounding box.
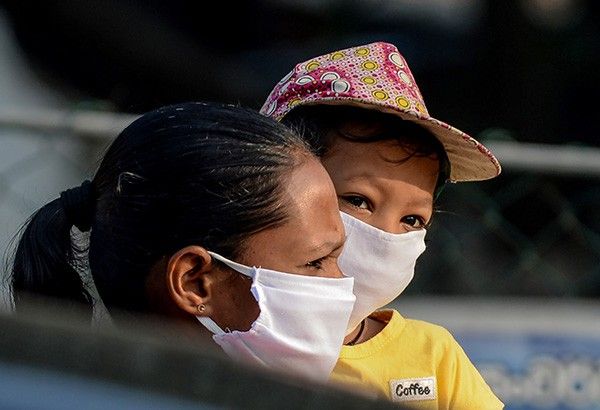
[341,195,370,210]
[306,257,325,270]
[401,215,426,229]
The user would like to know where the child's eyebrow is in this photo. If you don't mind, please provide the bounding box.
[407,197,435,208]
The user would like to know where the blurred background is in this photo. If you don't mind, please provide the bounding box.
[0,0,599,409]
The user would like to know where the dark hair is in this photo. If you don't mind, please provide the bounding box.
[11,102,313,315]
[282,105,450,196]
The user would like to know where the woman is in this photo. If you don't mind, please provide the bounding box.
[261,42,504,408]
[9,101,355,383]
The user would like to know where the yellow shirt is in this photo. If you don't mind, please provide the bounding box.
[330,309,504,409]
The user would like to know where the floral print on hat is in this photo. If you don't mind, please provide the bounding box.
[261,42,501,182]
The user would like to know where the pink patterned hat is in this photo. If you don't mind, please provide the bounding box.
[260,42,501,182]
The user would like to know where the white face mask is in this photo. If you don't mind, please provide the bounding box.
[196,252,356,383]
[338,212,426,334]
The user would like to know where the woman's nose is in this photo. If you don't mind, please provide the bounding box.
[331,260,346,279]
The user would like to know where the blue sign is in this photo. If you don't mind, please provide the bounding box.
[455,331,600,410]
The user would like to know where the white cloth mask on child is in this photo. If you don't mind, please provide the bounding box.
[338,212,426,334]
[196,251,356,383]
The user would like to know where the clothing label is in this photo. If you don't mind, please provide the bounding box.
[389,377,436,402]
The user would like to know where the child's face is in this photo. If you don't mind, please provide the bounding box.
[321,133,439,235]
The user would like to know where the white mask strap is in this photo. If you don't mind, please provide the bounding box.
[197,316,226,336]
[208,251,256,279]
[197,252,256,336]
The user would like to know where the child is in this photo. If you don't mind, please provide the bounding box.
[261,42,504,408]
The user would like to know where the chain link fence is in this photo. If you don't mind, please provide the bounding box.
[1,108,600,309]
[412,141,600,298]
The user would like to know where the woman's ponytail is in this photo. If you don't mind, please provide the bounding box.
[10,181,95,314]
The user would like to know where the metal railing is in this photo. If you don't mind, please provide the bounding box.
[1,107,599,302]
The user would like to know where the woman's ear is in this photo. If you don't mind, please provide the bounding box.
[166,245,217,317]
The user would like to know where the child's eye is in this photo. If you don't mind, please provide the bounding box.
[401,215,426,230]
[340,195,370,210]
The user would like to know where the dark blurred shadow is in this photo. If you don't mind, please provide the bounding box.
[1,295,403,409]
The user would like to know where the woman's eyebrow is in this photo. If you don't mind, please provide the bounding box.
[308,236,345,256]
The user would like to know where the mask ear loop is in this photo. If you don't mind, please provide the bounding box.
[196,252,258,335]
[433,149,451,201]
[197,315,227,335]
[434,183,446,201]
[208,251,256,279]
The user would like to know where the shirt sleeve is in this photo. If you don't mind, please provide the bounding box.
[435,329,505,409]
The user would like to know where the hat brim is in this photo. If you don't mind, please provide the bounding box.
[286,98,501,182]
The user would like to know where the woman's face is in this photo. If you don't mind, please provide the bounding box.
[321,127,439,235]
[207,156,346,331]
[240,157,346,276]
